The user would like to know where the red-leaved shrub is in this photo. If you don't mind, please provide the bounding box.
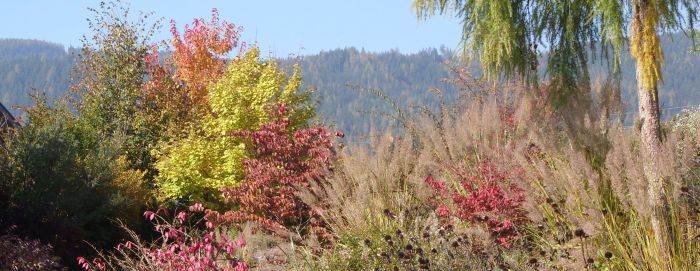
[77,203,248,271]
[426,160,528,248]
[207,104,341,238]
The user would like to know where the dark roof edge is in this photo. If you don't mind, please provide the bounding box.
[0,102,18,128]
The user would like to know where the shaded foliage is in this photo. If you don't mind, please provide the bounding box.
[0,97,150,264]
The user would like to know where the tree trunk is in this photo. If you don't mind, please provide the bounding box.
[632,0,671,260]
[636,55,670,257]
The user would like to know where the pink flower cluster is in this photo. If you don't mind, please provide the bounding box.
[426,161,528,248]
[78,203,248,271]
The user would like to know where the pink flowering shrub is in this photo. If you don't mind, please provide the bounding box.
[77,203,248,271]
[425,160,528,248]
[0,227,62,270]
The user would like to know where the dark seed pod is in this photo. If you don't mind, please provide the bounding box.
[605,251,613,259]
[574,229,586,238]
[560,252,571,259]
[587,258,594,264]
[384,235,392,241]
[383,209,396,219]
[528,258,538,264]
[564,231,573,241]
[364,239,371,246]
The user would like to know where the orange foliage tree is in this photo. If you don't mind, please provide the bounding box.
[142,9,243,136]
[170,8,243,105]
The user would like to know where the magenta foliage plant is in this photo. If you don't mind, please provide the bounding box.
[77,203,248,271]
[207,104,341,240]
[426,160,528,248]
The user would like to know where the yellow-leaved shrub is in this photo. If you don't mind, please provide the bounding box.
[154,47,314,208]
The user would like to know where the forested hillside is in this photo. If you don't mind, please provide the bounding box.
[602,34,700,122]
[0,40,458,138]
[289,47,458,137]
[0,39,74,112]
[1,35,699,136]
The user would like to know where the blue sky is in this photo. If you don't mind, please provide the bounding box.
[0,0,461,56]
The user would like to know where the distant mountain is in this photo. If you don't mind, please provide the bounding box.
[594,34,700,122]
[1,35,699,137]
[0,40,458,137]
[0,39,75,115]
[287,47,458,137]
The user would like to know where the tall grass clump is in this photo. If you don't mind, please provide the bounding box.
[287,66,700,270]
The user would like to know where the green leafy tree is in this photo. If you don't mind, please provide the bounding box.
[155,47,314,208]
[0,96,150,264]
[414,0,697,260]
[71,1,161,175]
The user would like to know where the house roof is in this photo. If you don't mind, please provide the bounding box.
[0,102,18,130]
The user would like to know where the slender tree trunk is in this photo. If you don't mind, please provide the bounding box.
[632,0,671,260]
[636,71,669,251]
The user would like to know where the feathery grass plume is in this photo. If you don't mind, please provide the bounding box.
[287,64,700,269]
